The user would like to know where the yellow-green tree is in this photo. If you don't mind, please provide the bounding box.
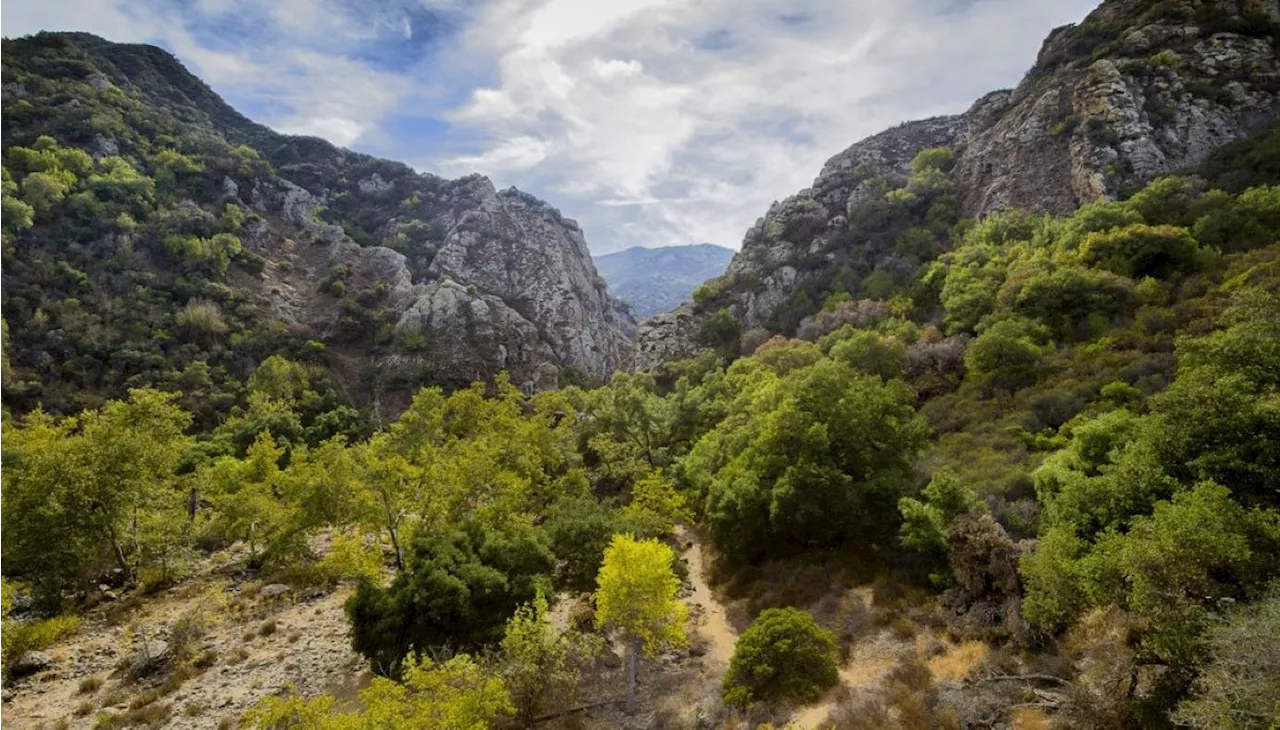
[1,389,192,605]
[594,534,688,713]
[499,588,599,722]
[242,654,512,729]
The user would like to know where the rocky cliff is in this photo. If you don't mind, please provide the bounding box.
[633,0,1280,369]
[1,33,633,415]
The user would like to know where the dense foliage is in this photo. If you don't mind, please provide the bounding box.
[721,607,839,707]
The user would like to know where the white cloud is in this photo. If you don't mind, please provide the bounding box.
[434,0,1099,252]
[3,0,1102,255]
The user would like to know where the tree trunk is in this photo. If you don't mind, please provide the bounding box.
[625,636,640,714]
[379,490,404,572]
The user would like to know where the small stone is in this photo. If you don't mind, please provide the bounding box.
[8,650,54,677]
[131,640,170,675]
[259,584,291,599]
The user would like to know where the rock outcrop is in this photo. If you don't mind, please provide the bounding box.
[634,0,1280,366]
[426,184,633,380]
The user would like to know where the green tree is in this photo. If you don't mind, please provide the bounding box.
[0,194,35,234]
[20,170,73,218]
[899,470,985,559]
[1006,264,1134,340]
[964,316,1053,394]
[1080,223,1200,279]
[825,328,908,380]
[594,534,688,713]
[243,654,513,729]
[499,589,597,722]
[542,493,622,592]
[721,607,838,707]
[685,358,928,560]
[347,518,555,675]
[698,307,741,357]
[620,471,692,539]
[1193,184,1280,253]
[1,390,193,606]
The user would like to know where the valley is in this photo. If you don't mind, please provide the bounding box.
[3,1,1280,728]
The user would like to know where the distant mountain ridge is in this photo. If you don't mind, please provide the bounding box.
[595,244,735,317]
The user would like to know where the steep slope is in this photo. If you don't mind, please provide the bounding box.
[594,244,735,317]
[634,0,1280,368]
[1,32,634,419]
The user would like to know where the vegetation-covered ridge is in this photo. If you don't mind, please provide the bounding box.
[634,0,1280,369]
[1,31,632,429]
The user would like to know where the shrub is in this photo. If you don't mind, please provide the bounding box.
[963,317,1052,393]
[722,607,838,707]
[174,299,228,346]
[687,359,929,561]
[697,308,741,356]
[346,518,554,675]
[1173,587,1280,728]
[1081,223,1199,279]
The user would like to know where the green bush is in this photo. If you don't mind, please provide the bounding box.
[686,358,928,560]
[964,317,1053,393]
[345,518,555,676]
[1081,223,1199,279]
[722,607,838,707]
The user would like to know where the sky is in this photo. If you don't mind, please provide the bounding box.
[2,0,1098,254]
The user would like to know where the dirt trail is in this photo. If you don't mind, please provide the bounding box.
[677,536,915,729]
[679,528,737,668]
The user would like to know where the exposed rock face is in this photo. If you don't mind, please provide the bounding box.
[427,185,633,380]
[393,278,552,391]
[634,0,1280,366]
[632,305,705,371]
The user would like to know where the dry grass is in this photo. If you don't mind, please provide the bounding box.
[79,674,105,694]
[76,699,97,716]
[1011,706,1053,729]
[99,687,129,708]
[217,716,238,730]
[890,616,918,641]
[127,687,163,710]
[928,640,990,682]
[259,619,277,637]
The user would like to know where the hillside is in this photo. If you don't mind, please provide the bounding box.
[0,32,634,428]
[594,244,735,317]
[634,0,1280,367]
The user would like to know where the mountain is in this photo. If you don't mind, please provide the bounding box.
[0,32,634,422]
[634,0,1280,368]
[593,243,735,317]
